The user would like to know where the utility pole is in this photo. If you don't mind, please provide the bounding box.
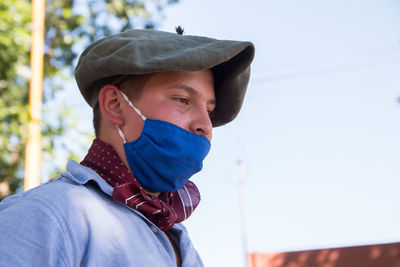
[24,0,45,191]
[238,160,249,267]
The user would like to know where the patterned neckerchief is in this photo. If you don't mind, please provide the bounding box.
[80,139,200,231]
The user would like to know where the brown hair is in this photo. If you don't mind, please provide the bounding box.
[93,74,153,137]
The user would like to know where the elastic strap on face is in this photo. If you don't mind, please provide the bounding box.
[116,126,127,144]
[119,91,147,121]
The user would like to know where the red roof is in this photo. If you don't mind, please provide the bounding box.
[248,242,400,267]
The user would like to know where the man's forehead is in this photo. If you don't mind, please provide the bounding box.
[141,70,215,99]
[167,84,216,105]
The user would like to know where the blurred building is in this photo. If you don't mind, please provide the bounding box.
[248,242,400,267]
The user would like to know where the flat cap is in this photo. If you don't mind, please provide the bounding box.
[74,29,255,126]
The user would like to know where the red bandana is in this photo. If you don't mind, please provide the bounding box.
[80,139,200,231]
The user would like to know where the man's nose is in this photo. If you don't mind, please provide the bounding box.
[190,109,213,142]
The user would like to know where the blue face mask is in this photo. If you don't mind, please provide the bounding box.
[117,92,211,193]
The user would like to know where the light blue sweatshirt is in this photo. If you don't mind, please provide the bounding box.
[0,160,203,267]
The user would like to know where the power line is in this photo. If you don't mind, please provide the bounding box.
[251,54,400,84]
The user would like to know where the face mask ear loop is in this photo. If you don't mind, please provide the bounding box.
[116,126,127,144]
[120,91,147,121]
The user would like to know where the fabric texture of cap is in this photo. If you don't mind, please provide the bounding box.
[74,29,255,127]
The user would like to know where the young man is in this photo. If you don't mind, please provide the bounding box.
[0,29,254,266]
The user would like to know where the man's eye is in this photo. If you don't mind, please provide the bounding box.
[208,109,215,118]
[175,97,189,105]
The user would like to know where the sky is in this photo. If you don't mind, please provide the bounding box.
[158,1,400,266]
[46,1,400,267]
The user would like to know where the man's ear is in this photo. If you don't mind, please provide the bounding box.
[98,85,124,127]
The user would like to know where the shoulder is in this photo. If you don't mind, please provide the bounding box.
[0,177,83,218]
[0,178,79,266]
[0,176,139,266]
[1,176,101,217]
[1,159,117,221]
[0,175,135,234]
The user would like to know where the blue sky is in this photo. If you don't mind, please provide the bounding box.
[44,1,400,266]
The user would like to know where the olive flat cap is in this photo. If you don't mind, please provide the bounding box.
[74,29,255,127]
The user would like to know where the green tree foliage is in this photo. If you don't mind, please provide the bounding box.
[0,0,178,198]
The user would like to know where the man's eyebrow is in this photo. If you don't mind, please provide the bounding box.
[167,84,216,105]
